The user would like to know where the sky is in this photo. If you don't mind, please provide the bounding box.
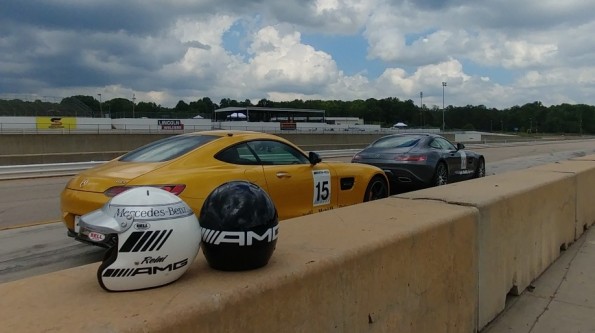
[2,0,595,110]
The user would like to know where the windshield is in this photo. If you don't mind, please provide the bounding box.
[119,135,218,162]
[371,136,421,148]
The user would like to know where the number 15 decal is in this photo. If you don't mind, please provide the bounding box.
[313,169,331,206]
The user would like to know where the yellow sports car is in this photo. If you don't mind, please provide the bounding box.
[61,130,389,245]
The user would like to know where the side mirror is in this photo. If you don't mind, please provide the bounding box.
[456,143,465,150]
[308,151,322,165]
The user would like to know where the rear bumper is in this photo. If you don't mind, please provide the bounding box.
[354,161,435,188]
[383,168,431,186]
[60,188,109,230]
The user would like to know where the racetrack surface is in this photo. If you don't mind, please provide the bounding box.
[1,139,594,283]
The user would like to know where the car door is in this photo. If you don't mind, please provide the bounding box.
[247,140,335,220]
[433,137,466,181]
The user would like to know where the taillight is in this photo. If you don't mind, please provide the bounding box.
[158,184,186,195]
[104,184,186,197]
[104,186,131,197]
[394,155,427,162]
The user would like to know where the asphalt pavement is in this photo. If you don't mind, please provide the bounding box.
[482,225,595,333]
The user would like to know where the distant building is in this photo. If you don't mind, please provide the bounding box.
[210,106,379,132]
[325,117,362,126]
[214,107,325,123]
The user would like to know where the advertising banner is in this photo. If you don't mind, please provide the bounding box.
[280,122,297,130]
[36,117,77,129]
[158,119,184,130]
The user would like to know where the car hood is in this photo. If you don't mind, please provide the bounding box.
[66,160,168,193]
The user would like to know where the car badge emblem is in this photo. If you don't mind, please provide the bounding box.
[374,154,381,158]
[79,179,89,188]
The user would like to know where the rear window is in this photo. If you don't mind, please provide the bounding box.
[371,136,421,148]
[119,135,218,162]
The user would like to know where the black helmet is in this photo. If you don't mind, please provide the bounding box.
[199,181,278,271]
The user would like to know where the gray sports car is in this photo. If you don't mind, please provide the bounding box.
[351,133,485,192]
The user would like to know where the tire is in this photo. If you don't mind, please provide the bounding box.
[363,175,389,202]
[474,157,486,178]
[432,162,448,186]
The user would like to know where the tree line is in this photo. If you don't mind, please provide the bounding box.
[0,96,593,134]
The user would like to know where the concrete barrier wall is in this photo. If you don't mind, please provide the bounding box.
[0,133,396,165]
[0,133,173,155]
[1,155,594,332]
[0,131,512,165]
[0,199,478,332]
[399,155,595,329]
[531,156,595,238]
[0,132,393,155]
[0,134,175,165]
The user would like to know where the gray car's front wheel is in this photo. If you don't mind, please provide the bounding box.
[474,158,486,178]
[432,162,448,186]
[363,176,389,202]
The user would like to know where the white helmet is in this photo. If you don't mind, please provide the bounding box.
[78,187,201,292]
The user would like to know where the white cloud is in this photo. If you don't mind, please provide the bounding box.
[468,36,558,69]
[3,0,595,109]
[372,59,471,106]
[247,26,339,89]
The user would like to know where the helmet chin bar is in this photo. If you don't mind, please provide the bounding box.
[97,244,118,291]
[79,187,201,292]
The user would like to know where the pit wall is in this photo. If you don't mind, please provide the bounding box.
[399,155,595,329]
[0,116,446,165]
[0,132,399,165]
[1,155,594,332]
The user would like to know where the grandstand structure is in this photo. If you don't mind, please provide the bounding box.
[214,107,326,123]
[213,107,366,126]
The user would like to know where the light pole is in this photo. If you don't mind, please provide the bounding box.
[529,117,532,133]
[97,93,103,118]
[132,93,136,118]
[441,82,447,132]
[419,91,423,127]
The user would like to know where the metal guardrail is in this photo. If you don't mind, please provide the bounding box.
[0,161,106,180]
[0,150,362,180]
